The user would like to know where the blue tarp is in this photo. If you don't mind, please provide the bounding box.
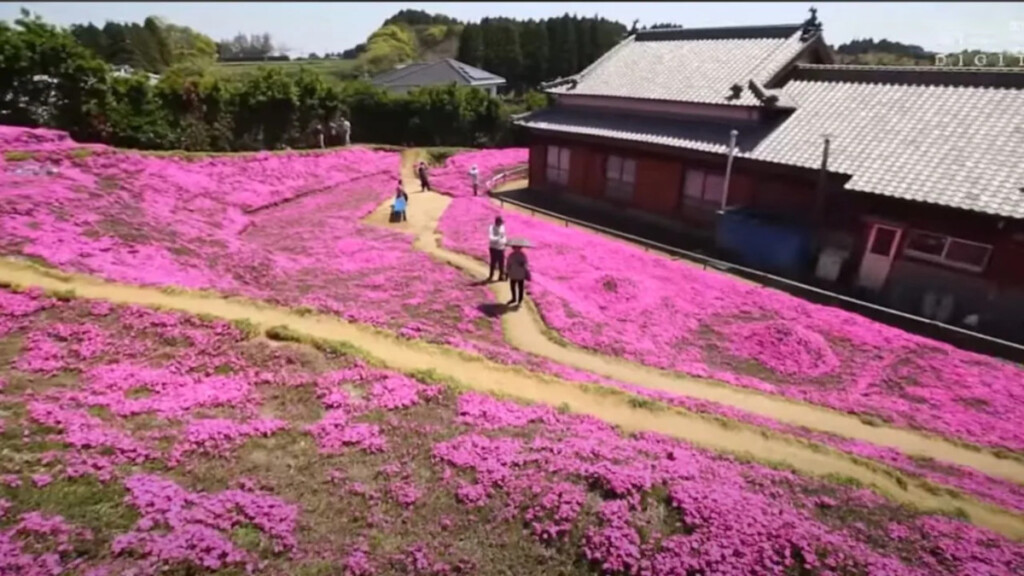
[715,209,813,276]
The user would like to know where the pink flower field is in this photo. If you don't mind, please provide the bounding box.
[428,148,528,197]
[436,178,1024,453]
[1,287,1022,575]
[0,126,513,352]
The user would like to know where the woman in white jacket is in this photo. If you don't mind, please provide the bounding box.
[487,216,507,282]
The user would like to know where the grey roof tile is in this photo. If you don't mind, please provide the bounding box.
[547,24,812,107]
[445,59,504,84]
[519,72,1024,218]
[371,59,505,90]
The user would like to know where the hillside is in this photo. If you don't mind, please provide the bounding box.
[833,38,1018,66]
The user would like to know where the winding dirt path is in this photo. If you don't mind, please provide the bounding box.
[2,256,1022,538]
[382,151,1024,489]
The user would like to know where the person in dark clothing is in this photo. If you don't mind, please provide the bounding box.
[505,245,529,307]
[417,161,431,192]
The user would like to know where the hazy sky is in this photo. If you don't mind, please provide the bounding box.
[3,2,1023,57]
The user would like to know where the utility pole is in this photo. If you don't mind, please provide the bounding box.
[720,129,739,212]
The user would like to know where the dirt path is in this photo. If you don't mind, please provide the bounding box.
[1,257,1022,538]
[382,151,1024,489]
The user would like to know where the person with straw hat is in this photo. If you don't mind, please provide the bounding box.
[505,238,532,308]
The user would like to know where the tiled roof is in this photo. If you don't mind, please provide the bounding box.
[519,65,1024,218]
[515,107,776,155]
[545,24,816,106]
[371,59,505,90]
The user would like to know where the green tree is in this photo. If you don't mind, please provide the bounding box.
[160,21,218,65]
[360,24,417,71]
[233,67,297,149]
[0,10,111,138]
[518,20,549,89]
[481,19,522,82]
[70,22,106,58]
[456,23,484,67]
[548,15,578,79]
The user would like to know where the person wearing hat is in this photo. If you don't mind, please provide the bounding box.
[505,241,530,307]
[487,216,507,282]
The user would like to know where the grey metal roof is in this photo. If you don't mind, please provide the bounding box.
[519,65,1024,218]
[546,24,815,106]
[371,59,505,91]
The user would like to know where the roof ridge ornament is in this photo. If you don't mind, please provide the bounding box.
[800,6,822,41]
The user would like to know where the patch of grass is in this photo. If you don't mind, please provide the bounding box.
[160,285,187,295]
[423,146,471,166]
[68,147,93,160]
[265,325,305,343]
[627,396,665,411]
[230,318,261,339]
[822,473,866,489]
[407,368,463,390]
[44,288,76,302]
[858,413,889,427]
[230,523,265,552]
[293,561,338,576]
[0,476,138,534]
[4,150,35,162]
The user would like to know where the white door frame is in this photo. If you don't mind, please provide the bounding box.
[856,222,904,292]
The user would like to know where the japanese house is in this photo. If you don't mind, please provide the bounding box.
[514,12,1024,342]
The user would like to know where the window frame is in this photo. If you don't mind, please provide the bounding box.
[545,145,570,186]
[902,230,993,273]
[680,168,726,215]
[604,154,636,202]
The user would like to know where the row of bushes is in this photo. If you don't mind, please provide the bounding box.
[1,13,528,152]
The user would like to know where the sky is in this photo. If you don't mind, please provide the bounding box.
[3,2,1023,57]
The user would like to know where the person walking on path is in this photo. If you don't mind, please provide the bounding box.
[469,164,480,196]
[487,216,507,282]
[392,178,409,222]
[396,177,409,202]
[506,243,530,307]
[314,122,325,149]
[417,161,431,192]
[341,117,352,146]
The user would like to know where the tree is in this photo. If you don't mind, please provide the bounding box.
[101,22,134,67]
[218,31,277,60]
[548,15,578,79]
[160,21,218,65]
[360,24,416,70]
[456,24,484,67]
[518,20,549,88]
[70,23,106,58]
[481,19,522,81]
